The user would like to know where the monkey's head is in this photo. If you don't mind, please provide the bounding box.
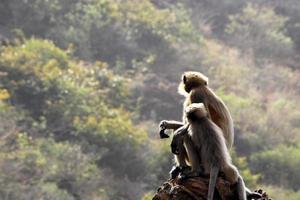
[178,71,208,95]
[185,103,208,122]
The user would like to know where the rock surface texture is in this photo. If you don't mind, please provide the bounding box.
[152,175,270,200]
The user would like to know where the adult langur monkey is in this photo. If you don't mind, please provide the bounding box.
[173,103,247,200]
[159,71,234,170]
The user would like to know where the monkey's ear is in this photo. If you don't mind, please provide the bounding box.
[182,74,187,84]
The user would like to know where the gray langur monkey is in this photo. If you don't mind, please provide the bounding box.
[160,71,234,149]
[159,71,234,176]
[172,103,246,200]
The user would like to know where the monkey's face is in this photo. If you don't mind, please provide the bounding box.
[185,103,207,122]
[179,71,208,94]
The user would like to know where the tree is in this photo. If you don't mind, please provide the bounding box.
[226,3,293,61]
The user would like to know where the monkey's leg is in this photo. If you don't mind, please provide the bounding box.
[207,166,219,200]
[223,165,247,200]
[170,148,189,179]
[171,125,189,154]
[170,126,191,179]
[183,136,203,178]
[174,146,189,167]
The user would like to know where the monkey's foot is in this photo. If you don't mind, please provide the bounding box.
[247,191,262,200]
[252,189,271,200]
[159,120,170,139]
[169,166,181,179]
[178,170,204,182]
[169,166,192,179]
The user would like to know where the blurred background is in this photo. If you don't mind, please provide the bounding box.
[0,0,299,199]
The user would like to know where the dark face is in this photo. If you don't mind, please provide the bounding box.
[184,80,199,93]
[187,111,198,122]
[183,76,205,93]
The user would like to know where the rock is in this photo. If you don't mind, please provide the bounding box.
[152,175,270,200]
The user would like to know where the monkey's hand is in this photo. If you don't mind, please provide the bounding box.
[159,120,169,130]
[159,120,184,130]
[159,129,169,139]
[159,121,169,139]
[159,120,170,139]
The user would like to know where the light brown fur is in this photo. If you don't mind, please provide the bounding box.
[160,71,234,168]
[179,71,234,148]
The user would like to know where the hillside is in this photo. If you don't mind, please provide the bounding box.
[0,1,300,199]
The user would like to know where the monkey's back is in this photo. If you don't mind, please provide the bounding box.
[184,87,234,149]
[189,118,231,172]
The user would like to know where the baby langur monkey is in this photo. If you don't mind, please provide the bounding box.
[170,111,261,200]
[177,103,247,200]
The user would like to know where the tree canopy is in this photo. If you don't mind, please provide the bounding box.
[0,0,300,199]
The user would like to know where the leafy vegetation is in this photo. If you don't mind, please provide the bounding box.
[0,0,299,199]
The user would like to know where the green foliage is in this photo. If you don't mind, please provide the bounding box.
[1,38,68,81]
[1,0,199,68]
[118,0,199,43]
[0,134,103,199]
[250,145,300,190]
[0,89,10,111]
[147,138,174,185]
[231,149,260,188]
[141,191,155,200]
[0,0,300,198]
[226,3,293,60]
[0,38,150,199]
[259,185,300,200]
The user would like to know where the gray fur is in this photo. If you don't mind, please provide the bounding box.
[188,86,234,149]
[185,103,246,200]
[188,117,231,172]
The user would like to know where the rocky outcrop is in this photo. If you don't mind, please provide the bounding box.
[152,175,270,200]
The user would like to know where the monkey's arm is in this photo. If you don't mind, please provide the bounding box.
[159,120,184,130]
[159,120,185,139]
